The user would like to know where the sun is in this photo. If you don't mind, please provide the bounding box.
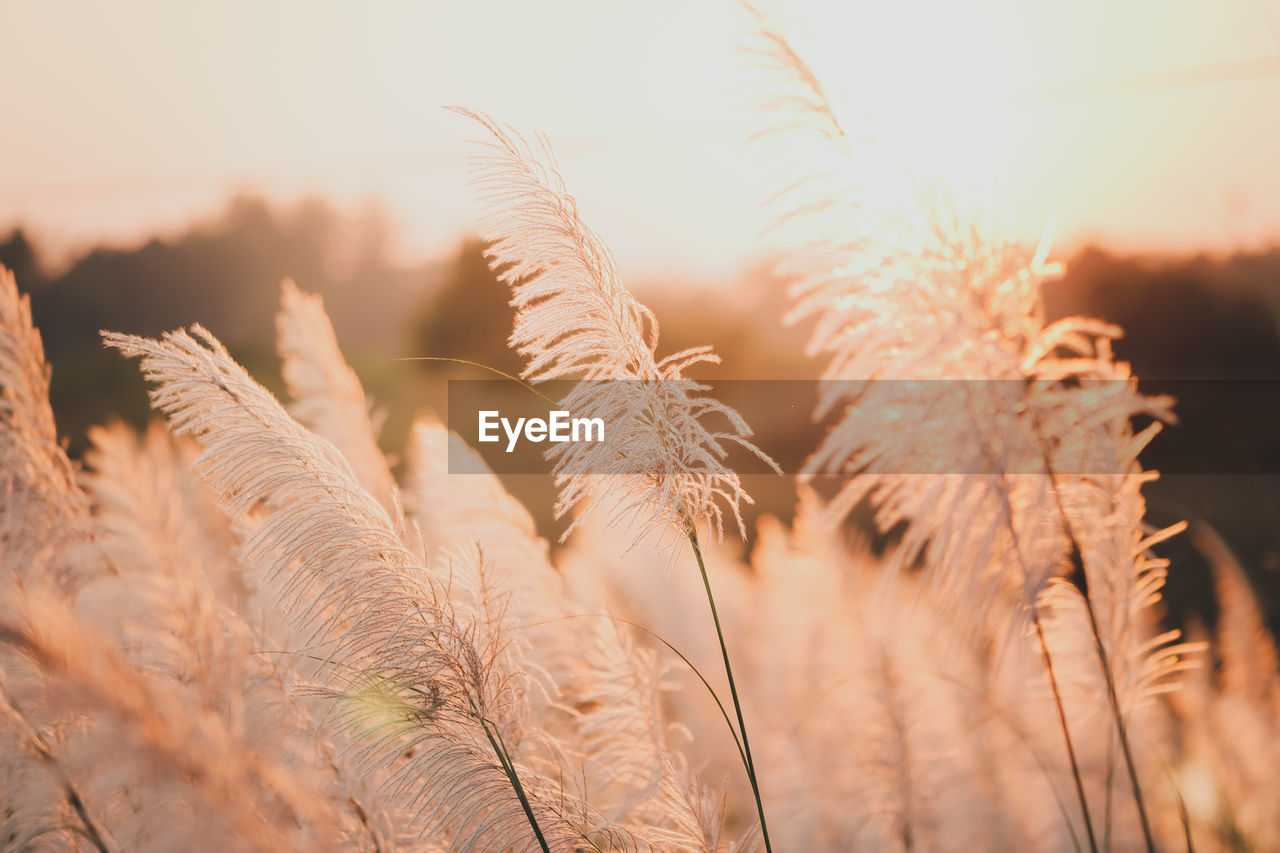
[795,0,1014,194]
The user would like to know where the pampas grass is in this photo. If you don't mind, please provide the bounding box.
[451,107,777,548]
[0,11,1272,850]
[453,106,779,850]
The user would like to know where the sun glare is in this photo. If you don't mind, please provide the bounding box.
[797,0,1014,200]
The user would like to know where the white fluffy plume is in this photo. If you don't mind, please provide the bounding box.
[103,325,599,852]
[452,107,777,546]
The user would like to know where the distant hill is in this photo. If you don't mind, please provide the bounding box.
[1,196,443,449]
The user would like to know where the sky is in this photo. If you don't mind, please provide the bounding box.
[2,0,1279,281]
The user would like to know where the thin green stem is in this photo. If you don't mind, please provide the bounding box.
[1034,609,1099,853]
[1038,464,1158,853]
[687,529,774,853]
[980,422,1098,853]
[480,716,551,853]
[252,649,552,853]
[394,356,558,406]
[1028,405,1158,853]
[519,613,748,772]
[1080,590,1158,853]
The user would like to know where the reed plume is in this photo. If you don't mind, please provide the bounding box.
[452,107,776,547]
[276,279,405,529]
[0,265,87,589]
[0,5,1271,843]
[745,9,1201,851]
[104,325,599,852]
[407,419,732,850]
[455,107,778,849]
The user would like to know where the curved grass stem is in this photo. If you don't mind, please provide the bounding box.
[519,613,749,773]
[480,716,551,853]
[1034,608,1099,853]
[394,355,558,406]
[1080,590,1158,853]
[688,529,774,853]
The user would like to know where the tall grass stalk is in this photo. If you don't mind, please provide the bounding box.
[2,3,1267,839]
[455,107,779,849]
[992,461,1098,853]
[1082,586,1158,853]
[687,529,773,853]
[745,9,1182,848]
[523,612,750,772]
[1033,609,1099,853]
[479,716,551,853]
[1035,425,1159,853]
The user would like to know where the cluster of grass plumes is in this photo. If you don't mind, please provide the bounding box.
[1,17,1278,853]
[2,261,738,851]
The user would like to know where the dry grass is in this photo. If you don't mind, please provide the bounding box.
[0,16,1276,852]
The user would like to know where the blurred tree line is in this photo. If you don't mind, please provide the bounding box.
[3,200,1278,631]
[2,196,442,452]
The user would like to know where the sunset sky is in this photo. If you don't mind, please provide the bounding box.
[2,0,1278,280]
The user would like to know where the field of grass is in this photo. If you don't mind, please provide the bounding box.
[1,12,1278,853]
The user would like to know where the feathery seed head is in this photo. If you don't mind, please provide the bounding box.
[452,108,778,546]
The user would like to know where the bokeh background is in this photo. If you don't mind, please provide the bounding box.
[3,0,1279,632]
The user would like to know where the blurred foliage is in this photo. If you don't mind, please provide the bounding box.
[1044,247,1280,634]
[412,238,522,377]
[1045,246,1280,379]
[2,196,438,452]
[3,210,1279,631]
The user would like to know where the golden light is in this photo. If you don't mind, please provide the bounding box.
[798,0,1014,192]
